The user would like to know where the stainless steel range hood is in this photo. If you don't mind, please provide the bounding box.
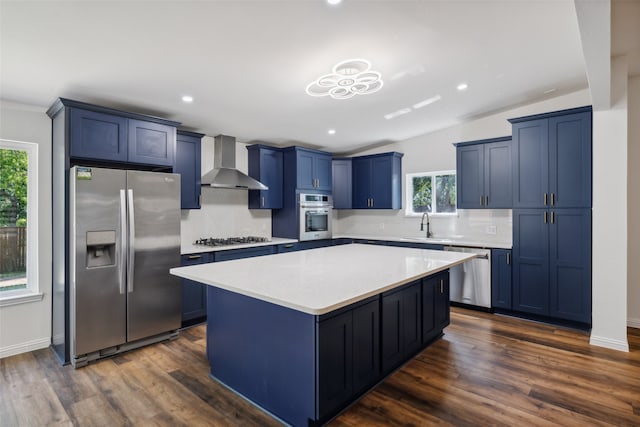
[201,135,268,190]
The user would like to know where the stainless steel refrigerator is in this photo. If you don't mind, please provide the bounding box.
[67,166,181,367]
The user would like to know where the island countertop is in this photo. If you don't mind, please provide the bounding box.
[170,243,475,315]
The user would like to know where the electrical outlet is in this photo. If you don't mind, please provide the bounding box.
[379,222,385,230]
[485,225,497,235]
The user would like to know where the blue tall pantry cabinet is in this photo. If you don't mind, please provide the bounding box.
[510,106,592,325]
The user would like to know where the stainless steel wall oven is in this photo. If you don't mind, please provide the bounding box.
[298,193,332,241]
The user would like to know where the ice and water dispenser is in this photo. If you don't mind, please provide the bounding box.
[86,230,116,268]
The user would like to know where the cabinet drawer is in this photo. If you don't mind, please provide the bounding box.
[214,246,276,262]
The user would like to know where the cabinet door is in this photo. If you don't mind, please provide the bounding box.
[484,140,512,208]
[181,253,212,324]
[549,112,592,208]
[70,108,128,162]
[402,282,422,357]
[296,150,316,190]
[332,159,352,209]
[491,249,512,309]
[456,144,484,208]
[317,311,353,419]
[513,209,550,315]
[352,300,380,393]
[259,149,283,208]
[370,156,393,208]
[175,133,201,209]
[422,276,438,343]
[314,153,333,191]
[435,274,450,330]
[351,158,371,209]
[549,209,591,323]
[381,290,403,372]
[512,119,549,208]
[128,119,175,167]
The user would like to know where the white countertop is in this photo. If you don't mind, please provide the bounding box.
[336,234,512,249]
[181,237,298,255]
[170,244,475,315]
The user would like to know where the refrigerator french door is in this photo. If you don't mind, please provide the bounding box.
[69,166,181,366]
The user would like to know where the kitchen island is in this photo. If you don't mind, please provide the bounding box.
[170,244,474,426]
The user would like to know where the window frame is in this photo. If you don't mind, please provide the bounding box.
[405,170,457,217]
[0,138,42,306]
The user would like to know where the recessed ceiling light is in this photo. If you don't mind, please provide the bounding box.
[182,95,194,103]
[306,59,383,100]
[456,83,468,91]
[412,94,442,109]
[328,129,336,135]
[327,0,342,5]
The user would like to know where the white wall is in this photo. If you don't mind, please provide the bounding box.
[180,136,271,249]
[0,102,52,357]
[627,75,640,328]
[590,56,629,351]
[335,89,592,247]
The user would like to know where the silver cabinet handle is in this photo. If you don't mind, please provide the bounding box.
[544,193,548,206]
[506,252,511,265]
[544,211,548,224]
[480,195,483,206]
[551,211,555,224]
[551,193,556,206]
[119,189,127,295]
[261,196,265,207]
[485,195,489,206]
[127,189,135,293]
[187,254,202,260]
[283,244,295,248]
[440,279,444,293]
[371,198,374,208]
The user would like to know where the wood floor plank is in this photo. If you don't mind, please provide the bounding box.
[1,307,639,426]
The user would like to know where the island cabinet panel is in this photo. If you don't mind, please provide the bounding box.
[352,300,380,393]
[491,249,513,310]
[247,145,283,209]
[381,280,422,373]
[174,131,203,209]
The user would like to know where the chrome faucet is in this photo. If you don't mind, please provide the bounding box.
[420,212,432,238]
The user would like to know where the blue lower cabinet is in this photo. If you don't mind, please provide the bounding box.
[214,245,276,262]
[352,239,387,246]
[381,280,422,374]
[491,249,513,309]
[384,241,444,251]
[332,238,353,246]
[181,253,213,326]
[435,273,450,330]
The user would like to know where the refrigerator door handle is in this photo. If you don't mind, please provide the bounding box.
[119,189,127,294]
[127,189,135,293]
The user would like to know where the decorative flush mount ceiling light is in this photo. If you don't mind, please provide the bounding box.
[306,59,383,100]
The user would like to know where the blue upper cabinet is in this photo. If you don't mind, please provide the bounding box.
[174,131,203,210]
[64,99,180,168]
[128,119,175,167]
[352,152,403,209]
[332,158,352,209]
[510,107,592,208]
[70,108,129,163]
[247,144,283,209]
[455,136,511,209]
[292,147,332,191]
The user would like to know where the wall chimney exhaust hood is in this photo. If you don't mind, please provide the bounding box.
[201,135,268,190]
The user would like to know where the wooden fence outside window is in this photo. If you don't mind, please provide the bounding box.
[0,227,26,274]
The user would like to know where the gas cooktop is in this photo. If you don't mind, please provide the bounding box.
[194,236,271,247]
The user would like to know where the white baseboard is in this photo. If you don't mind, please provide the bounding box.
[628,318,640,329]
[589,334,630,352]
[0,337,50,359]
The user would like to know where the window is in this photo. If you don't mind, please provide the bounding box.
[405,170,456,216]
[0,139,39,304]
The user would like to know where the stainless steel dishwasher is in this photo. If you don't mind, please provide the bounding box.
[444,246,491,308]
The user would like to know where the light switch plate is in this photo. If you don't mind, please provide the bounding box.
[485,225,497,235]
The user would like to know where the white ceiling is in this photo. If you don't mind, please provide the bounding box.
[0,1,592,153]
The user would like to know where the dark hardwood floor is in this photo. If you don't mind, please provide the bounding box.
[2,307,639,426]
